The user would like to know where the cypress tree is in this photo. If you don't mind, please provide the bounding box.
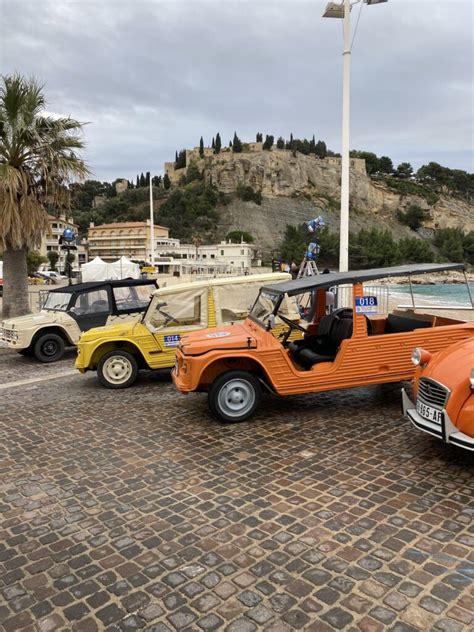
[215,133,221,154]
[233,132,242,153]
[136,175,139,188]
[211,137,215,150]
[199,136,204,158]
[276,137,285,149]
[163,173,171,190]
[139,172,146,187]
[145,172,150,186]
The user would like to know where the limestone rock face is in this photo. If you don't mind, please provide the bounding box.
[187,149,473,252]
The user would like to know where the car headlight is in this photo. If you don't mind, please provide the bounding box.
[411,347,431,367]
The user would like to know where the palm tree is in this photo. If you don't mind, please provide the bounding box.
[0,74,88,318]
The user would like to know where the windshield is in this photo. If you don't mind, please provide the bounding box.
[43,292,72,311]
[249,290,281,327]
[146,287,207,331]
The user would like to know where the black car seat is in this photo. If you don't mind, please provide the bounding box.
[299,316,353,369]
[289,308,353,365]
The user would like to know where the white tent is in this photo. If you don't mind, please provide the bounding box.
[109,256,140,280]
[80,256,110,282]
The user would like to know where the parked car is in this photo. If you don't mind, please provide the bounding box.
[75,273,294,388]
[172,263,474,422]
[402,338,474,451]
[0,279,158,362]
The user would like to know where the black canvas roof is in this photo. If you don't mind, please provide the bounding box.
[50,279,158,294]
[262,263,466,297]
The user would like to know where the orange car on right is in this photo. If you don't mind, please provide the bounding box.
[402,338,474,451]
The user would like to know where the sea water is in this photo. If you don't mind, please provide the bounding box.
[390,283,474,308]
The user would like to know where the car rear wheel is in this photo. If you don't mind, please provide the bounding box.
[97,350,138,389]
[34,333,65,362]
[208,370,261,423]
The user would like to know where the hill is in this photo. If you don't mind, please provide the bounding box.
[71,143,473,264]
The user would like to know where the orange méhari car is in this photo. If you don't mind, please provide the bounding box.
[402,338,474,451]
[172,263,474,422]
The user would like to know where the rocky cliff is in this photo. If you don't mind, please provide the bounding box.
[171,148,473,253]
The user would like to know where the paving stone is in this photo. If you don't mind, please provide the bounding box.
[226,618,257,632]
[0,353,472,632]
[167,606,197,629]
[197,613,225,630]
[321,607,354,630]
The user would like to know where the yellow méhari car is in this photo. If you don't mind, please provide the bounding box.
[75,272,294,388]
[172,263,474,422]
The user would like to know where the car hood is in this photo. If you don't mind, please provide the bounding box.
[79,318,142,341]
[420,338,474,392]
[1,310,58,329]
[180,323,256,356]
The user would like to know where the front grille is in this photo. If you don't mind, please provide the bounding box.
[417,377,449,409]
[1,328,16,342]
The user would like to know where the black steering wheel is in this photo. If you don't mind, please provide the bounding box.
[277,314,307,347]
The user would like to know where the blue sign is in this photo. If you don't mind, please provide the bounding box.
[355,296,378,314]
[62,228,76,243]
[164,334,180,347]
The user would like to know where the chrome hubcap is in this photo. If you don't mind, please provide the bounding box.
[218,379,255,418]
[103,356,133,384]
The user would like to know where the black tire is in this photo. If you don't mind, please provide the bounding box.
[33,333,65,363]
[17,347,33,356]
[208,370,261,423]
[97,350,138,389]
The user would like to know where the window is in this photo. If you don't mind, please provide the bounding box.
[113,284,155,312]
[221,250,224,256]
[241,249,244,255]
[72,289,110,315]
[211,254,215,259]
[43,292,72,311]
[148,288,207,331]
[217,282,267,324]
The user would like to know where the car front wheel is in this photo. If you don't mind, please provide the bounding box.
[208,370,261,423]
[97,350,138,389]
[34,333,65,362]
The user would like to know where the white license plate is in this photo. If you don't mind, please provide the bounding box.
[416,399,443,423]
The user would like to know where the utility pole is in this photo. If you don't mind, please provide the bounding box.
[149,178,155,267]
[339,0,351,273]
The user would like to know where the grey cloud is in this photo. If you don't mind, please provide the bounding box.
[1,0,472,180]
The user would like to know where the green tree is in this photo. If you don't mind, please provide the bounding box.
[145,172,150,186]
[163,173,171,190]
[256,132,263,142]
[398,237,434,263]
[139,172,146,187]
[226,230,254,243]
[314,140,327,159]
[27,251,47,276]
[185,161,202,184]
[136,175,139,188]
[232,132,242,153]
[395,162,413,179]
[396,204,429,230]
[211,137,215,150]
[0,74,88,317]
[378,156,394,175]
[199,136,204,158]
[47,250,59,271]
[434,227,465,262]
[276,137,285,149]
[262,135,274,150]
[215,133,222,154]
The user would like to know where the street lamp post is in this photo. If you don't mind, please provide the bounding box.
[323,0,388,272]
[149,178,155,268]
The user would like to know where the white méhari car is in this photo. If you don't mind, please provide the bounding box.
[0,279,157,362]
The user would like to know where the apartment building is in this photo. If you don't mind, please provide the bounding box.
[88,220,169,262]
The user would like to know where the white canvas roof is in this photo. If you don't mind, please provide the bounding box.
[80,256,110,282]
[109,256,140,280]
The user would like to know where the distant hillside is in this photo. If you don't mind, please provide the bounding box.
[70,142,473,263]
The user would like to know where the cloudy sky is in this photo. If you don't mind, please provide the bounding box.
[2,0,473,181]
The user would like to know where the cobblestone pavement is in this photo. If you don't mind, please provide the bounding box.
[0,350,473,632]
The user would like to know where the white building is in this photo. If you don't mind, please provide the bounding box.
[155,238,255,274]
[40,214,88,273]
